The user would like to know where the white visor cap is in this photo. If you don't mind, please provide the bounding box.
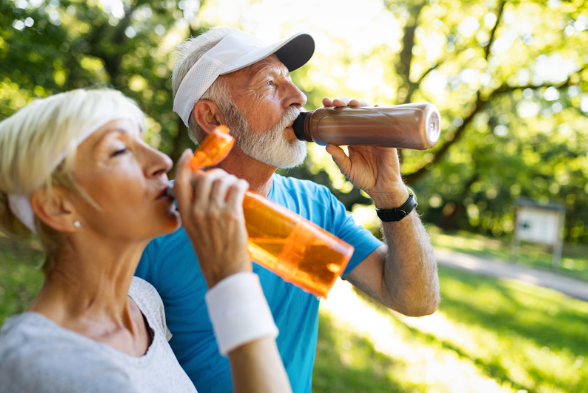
[173,30,315,127]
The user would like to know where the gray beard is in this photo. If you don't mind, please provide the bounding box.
[221,104,307,168]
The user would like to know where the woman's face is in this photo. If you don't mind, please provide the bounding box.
[71,119,179,242]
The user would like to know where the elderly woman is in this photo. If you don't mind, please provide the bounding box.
[0,88,290,393]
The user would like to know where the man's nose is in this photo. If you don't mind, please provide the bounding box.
[284,81,307,109]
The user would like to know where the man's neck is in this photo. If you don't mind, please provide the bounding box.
[216,147,277,197]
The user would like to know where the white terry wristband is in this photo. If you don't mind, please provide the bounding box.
[205,272,278,356]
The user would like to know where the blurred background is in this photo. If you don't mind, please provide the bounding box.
[1,0,587,392]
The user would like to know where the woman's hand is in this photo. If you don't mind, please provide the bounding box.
[174,149,251,288]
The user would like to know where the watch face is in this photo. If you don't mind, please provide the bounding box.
[408,187,417,203]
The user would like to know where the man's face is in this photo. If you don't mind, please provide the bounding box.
[221,55,308,168]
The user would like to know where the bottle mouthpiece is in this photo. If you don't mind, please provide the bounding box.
[165,185,175,199]
[293,112,311,142]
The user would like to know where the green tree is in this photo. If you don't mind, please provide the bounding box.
[0,0,208,163]
[3,0,588,242]
[309,0,588,241]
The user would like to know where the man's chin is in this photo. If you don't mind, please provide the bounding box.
[235,124,307,168]
[275,143,308,168]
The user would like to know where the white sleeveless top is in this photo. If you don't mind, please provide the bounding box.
[0,277,197,393]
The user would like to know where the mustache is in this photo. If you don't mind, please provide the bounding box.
[271,107,301,133]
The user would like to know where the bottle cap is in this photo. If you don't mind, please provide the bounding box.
[425,105,441,145]
[292,111,311,142]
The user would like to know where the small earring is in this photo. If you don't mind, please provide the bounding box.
[73,220,81,228]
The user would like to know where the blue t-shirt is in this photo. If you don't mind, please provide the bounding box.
[135,174,382,393]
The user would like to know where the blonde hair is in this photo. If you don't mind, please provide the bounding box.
[172,27,237,143]
[0,88,145,274]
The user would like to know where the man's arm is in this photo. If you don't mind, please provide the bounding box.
[323,97,440,316]
[344,213,439,316]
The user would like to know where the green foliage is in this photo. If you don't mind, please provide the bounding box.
[0,236,43,324]
[2,0,588,245]
[286,0,588,244]
[382,0,588,242]
[0,0,198,162]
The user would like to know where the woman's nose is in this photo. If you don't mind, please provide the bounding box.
[145,144,173,177]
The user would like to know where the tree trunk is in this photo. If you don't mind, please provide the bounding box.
[437,172,479,230]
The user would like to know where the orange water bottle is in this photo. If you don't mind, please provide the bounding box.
[188,125,354,298]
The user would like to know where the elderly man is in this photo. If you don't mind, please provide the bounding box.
[136,27,439,393]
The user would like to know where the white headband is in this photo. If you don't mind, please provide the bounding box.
[7,115,136,235]
[173,30,314,127]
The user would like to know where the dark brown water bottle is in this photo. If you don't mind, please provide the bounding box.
[292,102,441,150]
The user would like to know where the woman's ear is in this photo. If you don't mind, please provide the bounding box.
[30,188,79,233]
[192,100,228,136]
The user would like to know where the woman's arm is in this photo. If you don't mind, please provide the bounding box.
[229,338,290,393]
[174,149,292,393]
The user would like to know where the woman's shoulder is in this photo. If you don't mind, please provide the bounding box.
[0,312,70,352]
[129,276,161,301]
[128,277,170,340]
[0,313,133,393]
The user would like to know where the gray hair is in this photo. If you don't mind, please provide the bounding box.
[172,27,238,143]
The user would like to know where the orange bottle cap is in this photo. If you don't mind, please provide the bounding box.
[190,126,235,170]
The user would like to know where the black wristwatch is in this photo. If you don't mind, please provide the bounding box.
[376,188,418,222]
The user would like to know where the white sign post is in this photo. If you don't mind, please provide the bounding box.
[512,198,565,268]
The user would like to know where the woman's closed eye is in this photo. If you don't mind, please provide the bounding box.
[111,147,127,157]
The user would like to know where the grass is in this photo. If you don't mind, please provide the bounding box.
[313,311,413,393]
[1,234,588,392]
[313,267,588,393]
[427,225,588,282]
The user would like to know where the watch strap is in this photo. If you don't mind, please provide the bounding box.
[376,189,418,222]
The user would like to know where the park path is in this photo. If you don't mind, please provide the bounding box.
[434,248,588,302]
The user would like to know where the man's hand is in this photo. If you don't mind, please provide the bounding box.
[322,97,409,209]
[322,98,439,316]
